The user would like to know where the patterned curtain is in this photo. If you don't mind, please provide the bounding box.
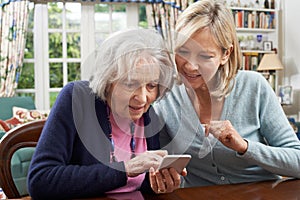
[146,0,191,52]
[0,0,30,97]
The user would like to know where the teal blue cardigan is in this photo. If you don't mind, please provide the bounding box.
[154,70,300,187]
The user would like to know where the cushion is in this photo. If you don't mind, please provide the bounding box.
[0,117,21,132]
[0,130,5,139]
[12,106,49,123]
[0,107,49,133]
[0,120,10,132]
[11,147,36,196]
[0,97,36,120]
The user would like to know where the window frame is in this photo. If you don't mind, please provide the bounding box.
[18,2,140,110]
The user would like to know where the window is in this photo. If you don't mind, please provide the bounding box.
[18,2,145,110]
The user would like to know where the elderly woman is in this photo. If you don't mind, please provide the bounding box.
[27,29,182,199]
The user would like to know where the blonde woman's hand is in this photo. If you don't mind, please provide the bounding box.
[209,120,248,154]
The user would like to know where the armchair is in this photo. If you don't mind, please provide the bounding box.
[0,119,45,198]
[0,96,37,197]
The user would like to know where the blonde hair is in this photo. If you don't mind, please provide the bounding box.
[175,0,242,97]
[89,29,175,101]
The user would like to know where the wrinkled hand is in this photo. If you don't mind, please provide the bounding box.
[124,150,167,177]
[149,167,186,194]
[209,120,248,154]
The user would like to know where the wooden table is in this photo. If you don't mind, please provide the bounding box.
[162,178,300,200]
[15,178,300,200]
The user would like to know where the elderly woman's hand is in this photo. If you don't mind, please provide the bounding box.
[149,167,187,194]
[124,150,167,177]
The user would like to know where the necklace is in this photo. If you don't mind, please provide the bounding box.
[107,106,136,162]
[129,122,136,159]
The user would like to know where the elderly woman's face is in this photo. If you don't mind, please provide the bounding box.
[107,60,160,121]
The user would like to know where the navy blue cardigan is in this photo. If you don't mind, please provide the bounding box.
[27,81,162,199]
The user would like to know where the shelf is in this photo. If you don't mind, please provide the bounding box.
[230,7,276,12]
[241,50,275,54]
[236,28,275,32]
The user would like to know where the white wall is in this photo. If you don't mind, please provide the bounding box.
[281,0,300,120]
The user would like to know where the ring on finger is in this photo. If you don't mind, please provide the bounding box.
[158,189,165,193]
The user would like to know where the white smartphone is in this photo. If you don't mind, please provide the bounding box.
[157,154,191,173]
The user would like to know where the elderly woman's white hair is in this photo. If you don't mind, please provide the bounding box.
[89,29,175,101]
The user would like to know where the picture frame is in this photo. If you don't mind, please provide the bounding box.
[263,41,273,51]
[278,85,293,105]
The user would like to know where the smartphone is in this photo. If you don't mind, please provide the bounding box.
[157,154,191,173]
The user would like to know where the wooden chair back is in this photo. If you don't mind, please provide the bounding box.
[0,119,45,198]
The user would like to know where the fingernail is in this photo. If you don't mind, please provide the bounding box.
[149,167,154,173]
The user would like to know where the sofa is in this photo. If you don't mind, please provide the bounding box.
[0,96,36,196]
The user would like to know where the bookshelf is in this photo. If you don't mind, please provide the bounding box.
[231,7,276,29]
[228,4,279,73]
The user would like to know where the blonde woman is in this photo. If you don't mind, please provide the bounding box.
[154,0,300,187]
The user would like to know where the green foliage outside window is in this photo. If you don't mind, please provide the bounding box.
[49,63,63,88]
[67,33,80,58]
[18,63,34,89]
[139,5,148,28]
[50,92,59,108]
[49,32,63,59]
[48,2,63,29]
[68,63,81,81]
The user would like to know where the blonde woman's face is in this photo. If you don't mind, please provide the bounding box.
[107,60,160,121]
[175,27,230,90]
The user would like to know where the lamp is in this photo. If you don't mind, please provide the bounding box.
[257,53,283,90]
